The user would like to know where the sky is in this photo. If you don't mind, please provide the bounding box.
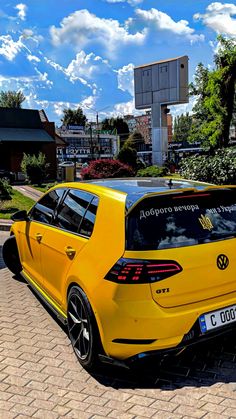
[0,1,235,125]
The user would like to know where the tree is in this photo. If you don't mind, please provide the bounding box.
[172,113,193,143]
[61,107,87,127]
[101,117,129,144]
[189,36,236,149]
[0,90,25,108]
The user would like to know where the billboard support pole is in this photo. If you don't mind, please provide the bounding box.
[151,104,168,166]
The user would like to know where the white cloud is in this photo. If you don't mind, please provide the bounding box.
[15,3,27,21]
[27,54,41,62]
[0,34,26,61]
[116,63,134,96]
[34,68,53,87]
[80,95,98,111]
[44,51,109,91]
[105,0,143,6]
[130,8,204,43]
[65,51,109,81]
[112,98,140,116]
[50,9,147,57]
[169,96,197,117]
[194,2,236,36]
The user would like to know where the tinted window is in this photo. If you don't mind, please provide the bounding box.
[30,189,65,224]
[54,189,93,234]
[126,190,236,250]
[79,196,99,237]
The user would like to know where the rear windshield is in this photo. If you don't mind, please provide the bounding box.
[126,189,236,250]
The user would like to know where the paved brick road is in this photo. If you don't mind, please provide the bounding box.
[1,231,236,418]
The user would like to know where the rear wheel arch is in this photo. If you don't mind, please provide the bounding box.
[66,281,105,350]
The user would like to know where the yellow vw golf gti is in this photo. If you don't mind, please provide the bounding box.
[3,178,236,370]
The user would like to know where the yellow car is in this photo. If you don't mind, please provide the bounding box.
[3,178,236,370]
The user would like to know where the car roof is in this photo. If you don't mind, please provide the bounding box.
[82,178,212,208]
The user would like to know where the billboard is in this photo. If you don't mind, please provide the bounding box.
[134,56,189,109]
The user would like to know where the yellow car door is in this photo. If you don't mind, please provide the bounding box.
[40,189,99,305]
[20,188,66,288]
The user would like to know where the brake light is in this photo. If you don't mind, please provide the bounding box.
[105,258,182,284]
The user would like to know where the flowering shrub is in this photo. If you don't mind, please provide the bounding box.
[80,159,135,180]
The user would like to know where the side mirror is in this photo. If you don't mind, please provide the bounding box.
[11,210,29,222]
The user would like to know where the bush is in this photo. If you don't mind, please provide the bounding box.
[80,159,135,180]
[21,152,49,185]
[0,178,13,200]
[117,145,137,169]
[137,165,168,177]
[179,147,236,184]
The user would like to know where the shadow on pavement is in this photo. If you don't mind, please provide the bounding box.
[3,257,236,391]
[91,330,236,390]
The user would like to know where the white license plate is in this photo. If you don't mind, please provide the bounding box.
[199,304,236,333]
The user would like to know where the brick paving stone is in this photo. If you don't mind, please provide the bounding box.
[108,411,135,419]
[174,405,207,418]
[202,402,227,414]
[10,403,38,416]
[103,390,132,402]
[104,399,135,412]
[65,410,91,418]
[171,394,206,408]
[152,412,183,419]
[0,390,13,401]
[0,411,16,419]
[128,404,157,417]
[32,409,59,418]
[8,394,34,405]
[85,403,112,416]
[221,398,236,408]
[200,393,225,404]
[200,414,229,419]
[25,380,48,391]
[222,407,236,416]
[127,394,156,406]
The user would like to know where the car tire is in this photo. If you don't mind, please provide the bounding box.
[67,286,101,371]
[2,236,22,275]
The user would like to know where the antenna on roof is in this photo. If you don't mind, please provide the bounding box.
[168,179,173,189]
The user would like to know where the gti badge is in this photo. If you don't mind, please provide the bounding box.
[217,254,229,270]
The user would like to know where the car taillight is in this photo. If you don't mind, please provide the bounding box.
[105,258,182,284]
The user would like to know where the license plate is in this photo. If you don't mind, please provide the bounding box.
[199,304,236,333]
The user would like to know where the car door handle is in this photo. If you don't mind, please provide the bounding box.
[35,233,43,242]
[65,246,76,258]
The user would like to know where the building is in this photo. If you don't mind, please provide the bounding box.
[167,114,173,143]
[134,111,152,144]
[123,115,137,134]
[56,126,119,162]
[0,107,59,179]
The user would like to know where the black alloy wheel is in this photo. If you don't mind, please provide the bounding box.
[67,286,100,370]
[2,236,22,275]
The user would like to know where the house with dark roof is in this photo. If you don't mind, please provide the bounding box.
[0,107,64,180]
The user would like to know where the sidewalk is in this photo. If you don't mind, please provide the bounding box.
[0,185,43,231]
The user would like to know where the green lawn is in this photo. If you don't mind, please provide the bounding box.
[0,190,35,219]
[31,182,58,193]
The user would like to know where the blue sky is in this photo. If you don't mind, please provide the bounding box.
[0,1,235,125]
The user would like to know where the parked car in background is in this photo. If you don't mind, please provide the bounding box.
[3,178,236,370]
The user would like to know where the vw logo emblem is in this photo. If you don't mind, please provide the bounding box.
[217,254,229,270]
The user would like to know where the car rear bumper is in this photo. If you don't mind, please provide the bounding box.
[98,290,236,360]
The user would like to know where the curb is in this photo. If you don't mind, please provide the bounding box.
[0,220,12,231]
